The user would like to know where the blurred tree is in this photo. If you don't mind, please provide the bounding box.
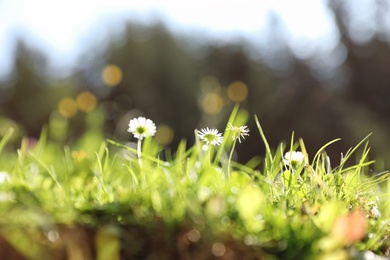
[2,2,390,168]
[330,0,390,115]
[327,0,390,163]
[81,23,202,144]
[1,40,51,136]
[0,40,76,137]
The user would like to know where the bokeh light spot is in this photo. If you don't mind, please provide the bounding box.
[71,150,88,162]
[187,229,201,243]
[202,93,224,115]
[212,242,226,257]
[102,64,123,87]
[227,81,248,102]
[49,111,69,140]
[58,97,78,118]
[200,75,220,93]
[76,91,97,112]
[155,124,174,145]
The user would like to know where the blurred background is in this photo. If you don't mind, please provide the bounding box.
[1,0,390,169]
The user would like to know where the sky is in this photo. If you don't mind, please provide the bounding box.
[0,0,336,79]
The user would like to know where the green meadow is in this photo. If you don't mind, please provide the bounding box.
[0,106,388,259]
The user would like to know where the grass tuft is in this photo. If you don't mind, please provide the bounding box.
[0,108,388,259]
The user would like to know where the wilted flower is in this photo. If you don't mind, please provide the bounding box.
[197,127,223,146]
[127,117,157,140]
[227,123,250,143]
[370,205,381,219]
[283,151,305,168]
[368,202,381,219]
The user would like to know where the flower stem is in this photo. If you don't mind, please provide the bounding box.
[137,139,142,163]
[206,145,212,166]
[227,140,237,179]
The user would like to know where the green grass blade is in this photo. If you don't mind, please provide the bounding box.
[254,115,274,179]
[0,127,14,155]
[340,133,372,168]
[254,115,271,160]
[312,138,341,165]
[107,139,164,165]
[214,103,240,164]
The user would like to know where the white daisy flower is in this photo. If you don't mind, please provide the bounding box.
[197,127,223,146]
[127,117,157,140]
[227,123,250,143]
[283,151,305,168]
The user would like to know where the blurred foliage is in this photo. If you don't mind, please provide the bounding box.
[1,1,390,169]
